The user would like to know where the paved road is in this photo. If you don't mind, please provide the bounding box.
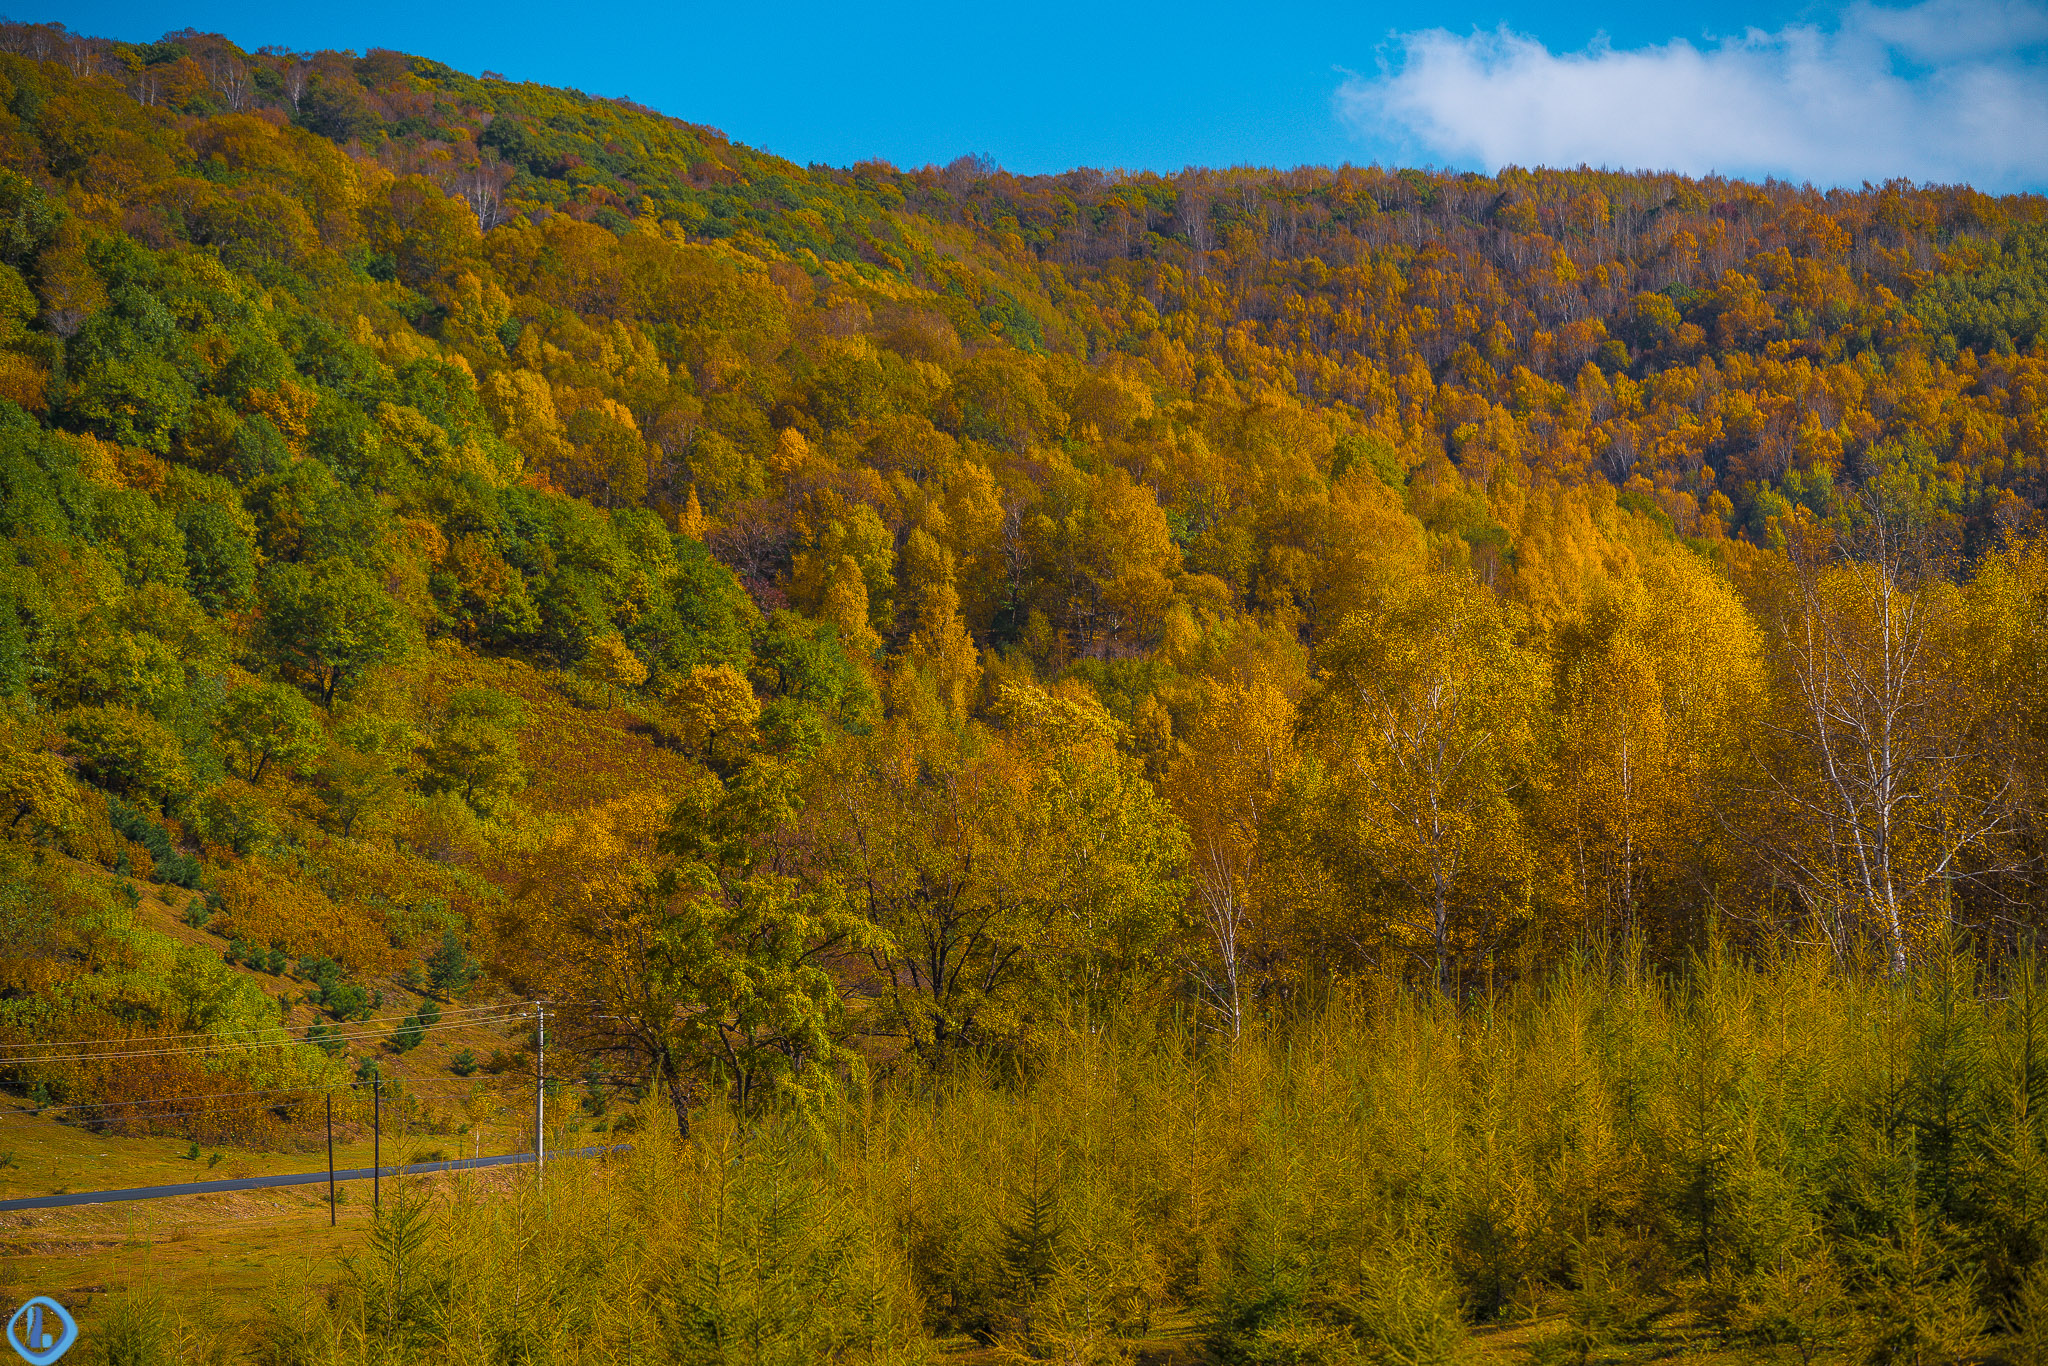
[0,1145,629,1212]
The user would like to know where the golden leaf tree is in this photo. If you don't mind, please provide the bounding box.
[1292,575,1545,991]
[1163,654,1301,1038]
[809,680,1186,1062]
[1545,547,1763,953]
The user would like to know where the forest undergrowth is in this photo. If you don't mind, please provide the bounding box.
[77,946,2048,1366]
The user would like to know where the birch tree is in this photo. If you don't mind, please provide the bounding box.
[1165,662,1297,1039]
[1752,511,2014,971]
[1296,576,1543,992]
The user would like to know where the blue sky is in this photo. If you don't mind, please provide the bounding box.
[29,0,2048,188]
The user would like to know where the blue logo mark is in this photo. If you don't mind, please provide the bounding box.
[5,1298,76,1366]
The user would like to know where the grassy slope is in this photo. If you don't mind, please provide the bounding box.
[0,658,709,1328]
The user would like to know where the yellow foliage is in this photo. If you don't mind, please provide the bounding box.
[245,380,320,452]
[677,484,708,541]
[0,349,48,412]
[581,631,650,692]
[661,664,761,770]
[481,367,570,475]
[821,554,884,663]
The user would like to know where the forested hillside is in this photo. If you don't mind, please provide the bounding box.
[5,19,2048,1361]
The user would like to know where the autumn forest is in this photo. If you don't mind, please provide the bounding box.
[5,19,2048,1365]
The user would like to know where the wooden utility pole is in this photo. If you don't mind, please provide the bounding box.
[325,1092,335,1227]
[534,1003,546,1182]
[372,1077,381,1211]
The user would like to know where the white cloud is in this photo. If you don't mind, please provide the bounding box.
[1852,0,2048,62]
[1338,0,2048,188]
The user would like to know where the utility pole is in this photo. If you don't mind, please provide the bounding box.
[372,1077,381,1211]
[325,1092,335,1227]
[534,1002,546,1181]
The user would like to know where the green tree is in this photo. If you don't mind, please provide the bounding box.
[260,558,411,705]
[424,927,479,998]
[311,715,414,838]
[417,687,526,817]
[499,762,876,1130]
[177,501,257,614]
[62,704,191,811]
[1292,575,1544,992]
[815,681,1186,1060]
[214,681,323,783]
[0,720,80,839]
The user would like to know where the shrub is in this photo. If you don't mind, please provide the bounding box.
[425,927,480,997]
[107,796,203,887]
[93,1288,172,1366]
[390,1013,426,1053]
[299,954,373,1020]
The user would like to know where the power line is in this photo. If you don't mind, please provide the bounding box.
[0,1000,520,1051]
[3,1083,326,1118]
[2,1007,531,1066]
[1,1011,559,1120]
[0,1073,533,1122]
[0,1089,405,1129]
[0,1094,359,1129]
[0,1001,592,1233]
[0,1001,529,1056]
[4,1016,528,1067]
[0,1145,632,1214]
